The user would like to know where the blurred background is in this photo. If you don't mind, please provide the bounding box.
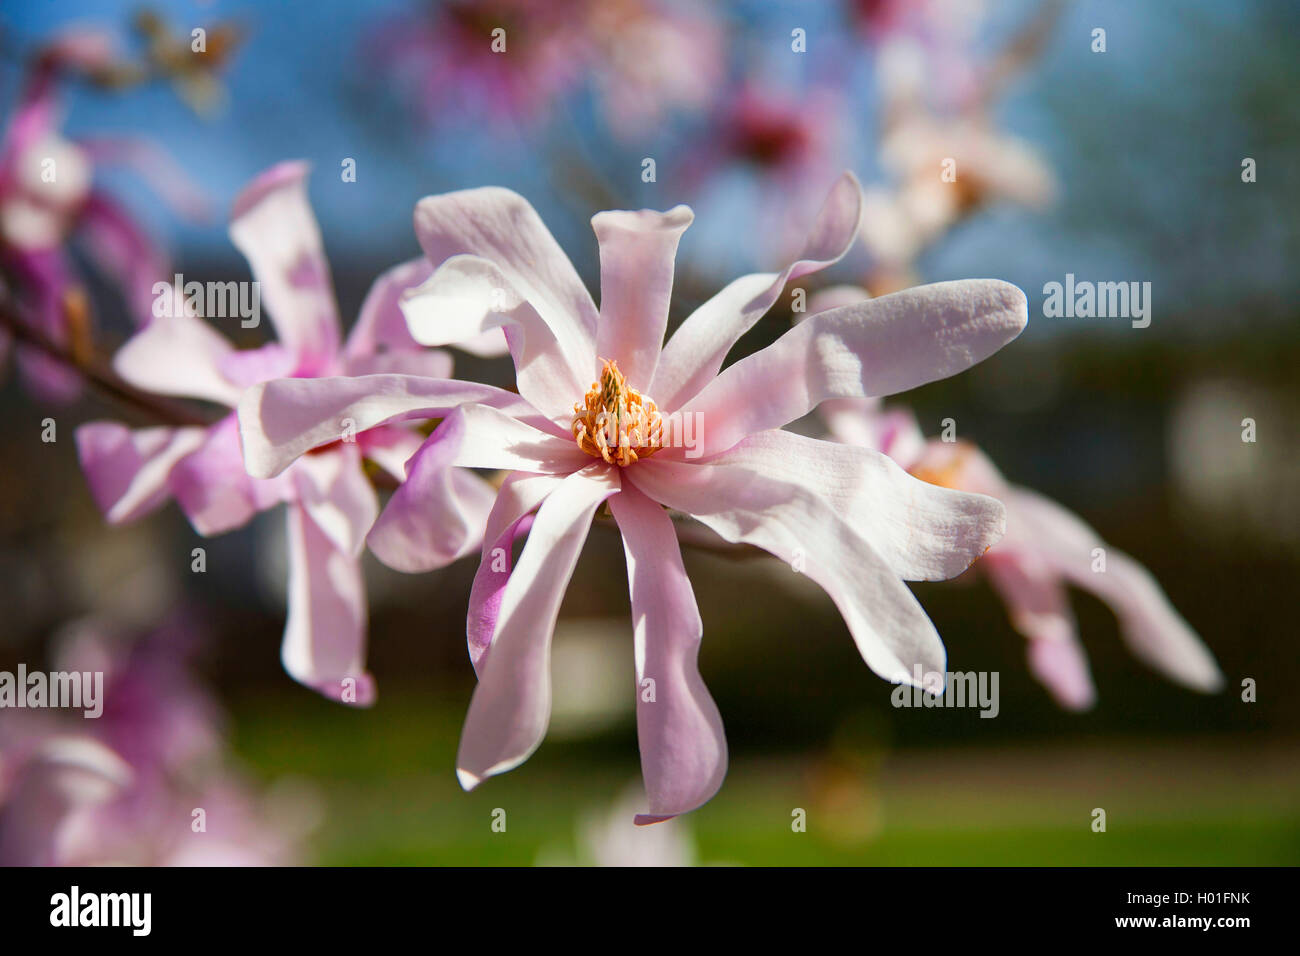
[0,0,1297,865]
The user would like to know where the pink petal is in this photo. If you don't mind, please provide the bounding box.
[77,137,210,221]
[629,455,948,688]
[704,429,1006,581]
[982,551,1095,709]
[342,256,431,358]
[77,193,169,323]
[1026,634,1097,712]
[217,341,297,389]
[291,444,380,557]
[365,418,500,573]
[237,373,541,478]
[651,171,864,411]
[5,249,81,401]
[466,473,564,673]
[411,184,598,346]
[170,415,285,535]
[1008,487,1224,693]
[354,424,424,482]
[282,502,374,707]
[340,346,454,379]
[982,551,1077,646]
[421,402,591,473]
[678,279,1027,457]
[400,255,591,421]
[609,482,727,824]
[592,205,693,386]
[228,161,340,371]
[112,310,242,407]
[456,464,620,789]
[807,284,872,315]
[345,253,508,359]
[75,422,206,524]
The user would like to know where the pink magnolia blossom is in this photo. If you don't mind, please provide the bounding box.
[809,288,1224,710]
[370,0,721,136]
[856,0,1056,284]
[238,173,1028,820]
[0,44,200,400]
[682,84,846,263]
[585,0,724,141]
[369,0,588,127]
[0,619,299,866]
[75,161,503,706]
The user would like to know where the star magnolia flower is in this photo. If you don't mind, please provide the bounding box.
[809,288,1224,710]
[369,0,586,127]
[0,50,189,400]
[75,161,505,706]
[237,172,1028,821]
[0,619,300,866]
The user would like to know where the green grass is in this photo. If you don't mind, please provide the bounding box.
[229,694,1300,866]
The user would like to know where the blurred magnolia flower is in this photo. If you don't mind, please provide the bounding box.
[858,1,1058,284]
[684,84,845,262]
[0,36,205,401]
[238,172,1026,820]
[807,289,1223,709]
[371,0,722,136]
[370,0,587,127]
[75,161,505,706]
[861,113,1056,273]
[586,0,724,140]
[866,0,987,112]
[0,618,303,866]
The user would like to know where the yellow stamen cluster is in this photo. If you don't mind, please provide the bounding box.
[572,359,664,467]
[910,444,974,490]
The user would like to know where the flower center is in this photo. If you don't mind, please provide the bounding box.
[910,444,974,490]
[572,359,664,467]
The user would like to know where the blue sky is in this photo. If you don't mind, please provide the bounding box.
[4,0,1296,337]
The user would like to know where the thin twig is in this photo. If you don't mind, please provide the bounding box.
[0,296,213,428]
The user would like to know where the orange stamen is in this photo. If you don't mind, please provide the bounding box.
[572,359,664,467]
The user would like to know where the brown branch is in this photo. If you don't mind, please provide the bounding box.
[1,296,213,428]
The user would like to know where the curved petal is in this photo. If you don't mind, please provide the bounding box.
[651,171,864,411]
[75,422,206,524]
[981,550,1095,710]
[466,473,565,672]
[345,255,511,361]
[1027,633,1097,712]
[228,161,340,371]
[292,443,379,557]
[423,402,592,473]
[354,424,424,481]
[237,373,541,478]
[400,255,590,420]
[77,193,169,324]
[282,502,374,707]
[592,205,692,386]
[982,551,1077,646]
[365,419,501,573]
[344,256,432,357]
[609,482,727,824]
[629,455,947,689]
[412,184,599,345]
[341,346,454,379]
[171,415,287,536]
[113,311,243,407]
[677,279,1028,457]
[702,429,1006,581]
[1008,487,1224,693]
[456,464,620,789]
